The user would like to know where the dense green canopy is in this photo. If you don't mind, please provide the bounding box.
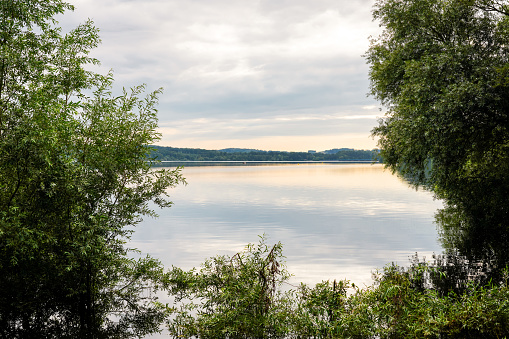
[366,0,509,267]
[0,1,183,337]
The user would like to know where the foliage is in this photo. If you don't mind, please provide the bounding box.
[366,0,509,229]
[291,261,509,338]
[0,0,183,337]
[164,238,509,338]
[362,262,509,338]
[291,280,376,338]
[166,236,294,338]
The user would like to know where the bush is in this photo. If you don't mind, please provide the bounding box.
[165,239,509,339]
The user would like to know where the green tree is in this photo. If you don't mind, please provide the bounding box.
[366,0,509,234]
[166,236,294,339]
[291,279,377,338]
[0,0,183,337]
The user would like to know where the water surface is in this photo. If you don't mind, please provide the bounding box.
[132,163,442,286]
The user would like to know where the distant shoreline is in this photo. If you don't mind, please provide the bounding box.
[149,146,381,164]
[157,160,377,163]
[152,160,380,167]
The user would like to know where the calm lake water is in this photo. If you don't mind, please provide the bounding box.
[131,163,443,287]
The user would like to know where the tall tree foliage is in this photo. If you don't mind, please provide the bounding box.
[366,0,509,257]
[0,1,183,337]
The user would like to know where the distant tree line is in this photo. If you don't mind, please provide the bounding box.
[149,146,380,162]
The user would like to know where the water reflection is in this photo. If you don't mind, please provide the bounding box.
[433,202,509,290]
[132,164,443,287]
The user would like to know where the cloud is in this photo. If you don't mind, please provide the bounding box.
[58,0,382,150]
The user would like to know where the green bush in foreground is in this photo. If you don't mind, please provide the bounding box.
[166,238,509,338]
[166,236,294,338]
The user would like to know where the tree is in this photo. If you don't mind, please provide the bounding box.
[0,0,183,337]
[366,0,509,253]
[166,236,294,339]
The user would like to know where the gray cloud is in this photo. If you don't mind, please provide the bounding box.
[58,0,382,150]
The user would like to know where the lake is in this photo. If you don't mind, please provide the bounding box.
[131,163,443,287]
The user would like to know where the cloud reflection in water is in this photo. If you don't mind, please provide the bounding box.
[132,164,443,287]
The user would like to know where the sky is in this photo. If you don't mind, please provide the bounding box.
[58,0,384,152]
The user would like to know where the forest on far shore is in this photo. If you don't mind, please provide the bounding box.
[150,146,379,162]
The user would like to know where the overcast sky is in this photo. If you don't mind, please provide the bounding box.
[58,0,383,151]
